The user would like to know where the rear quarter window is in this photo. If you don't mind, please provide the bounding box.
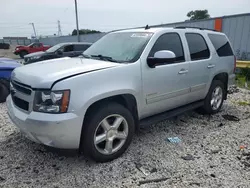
[208,34,234,57]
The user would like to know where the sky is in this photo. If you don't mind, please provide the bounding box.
[0,0,250,38]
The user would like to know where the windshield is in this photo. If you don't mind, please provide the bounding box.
[46,43,65,53]
[83,32,153,62]
[28,43,34,47]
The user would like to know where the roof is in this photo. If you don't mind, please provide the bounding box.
[112,26,222,35]
[58,42,92,45]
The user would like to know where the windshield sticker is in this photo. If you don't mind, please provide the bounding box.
[131,33,152,38]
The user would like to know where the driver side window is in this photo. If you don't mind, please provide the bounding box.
[33,43,41,48]
[63,45,74,52]
[149,33,185,63]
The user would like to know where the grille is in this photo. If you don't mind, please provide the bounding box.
[12,96,29,111]
[11,81,32,95]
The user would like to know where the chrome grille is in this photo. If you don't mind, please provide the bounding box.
[10,80,33,111]
[11,80,32,95]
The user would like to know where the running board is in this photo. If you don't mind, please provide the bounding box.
[139,100,204,127]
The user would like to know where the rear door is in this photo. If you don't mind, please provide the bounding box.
[184,32,212,101]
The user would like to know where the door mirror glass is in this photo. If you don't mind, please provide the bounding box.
[147,50,176,68]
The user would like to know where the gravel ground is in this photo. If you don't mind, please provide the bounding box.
[1,87,250,188]
[0,45,21,60]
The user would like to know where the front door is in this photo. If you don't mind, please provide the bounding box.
[62,45,75,57]
[141,32,191,118]
[31,43,43,53]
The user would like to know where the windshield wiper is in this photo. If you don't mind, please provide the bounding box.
[90,54,119,62]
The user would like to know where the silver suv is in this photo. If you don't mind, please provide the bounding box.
[7,27,235,162]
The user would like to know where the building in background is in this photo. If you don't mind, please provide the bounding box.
[150,13,250,60]
[1,13,249,60]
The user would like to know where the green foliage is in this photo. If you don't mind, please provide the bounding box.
[237,101,250,106]
[72,29,101,36]
[236,72,250,89]
[187,10,210,20]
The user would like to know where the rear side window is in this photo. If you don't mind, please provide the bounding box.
[149,33,185,62]
[185,33,210,61]
[208,34,234,57]
[74,44,91,51]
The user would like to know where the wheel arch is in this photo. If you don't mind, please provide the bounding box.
[212,72,228,99]
[79,93,139,151]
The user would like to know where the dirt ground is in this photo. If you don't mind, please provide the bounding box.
[0,45,21,60]
[0,87,250,188]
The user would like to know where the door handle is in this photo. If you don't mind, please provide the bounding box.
[178,69,189,74]
[207,64,215,69]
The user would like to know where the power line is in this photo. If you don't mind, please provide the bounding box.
[29,23,37,39]
[57,20,62,36]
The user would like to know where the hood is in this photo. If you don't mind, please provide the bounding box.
[15,45,25,48]
[24,51,46,58]
[12,57,120,88]
[0,58,21,69]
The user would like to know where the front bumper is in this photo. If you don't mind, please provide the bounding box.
[6,95,83,149]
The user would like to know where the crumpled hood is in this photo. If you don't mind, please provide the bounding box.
[11,57,120,88]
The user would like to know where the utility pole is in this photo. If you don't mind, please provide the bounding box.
[57,20,62,36]
[74,0,80,42]
[29,23,37,39]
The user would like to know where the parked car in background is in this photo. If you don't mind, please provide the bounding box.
[23,42,92,65]
[0,43,10,49]
[0,57,21,102]
[7,27,235,162]
[13,42,51,58]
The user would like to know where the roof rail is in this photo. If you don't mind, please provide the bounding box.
[175,26,218,32]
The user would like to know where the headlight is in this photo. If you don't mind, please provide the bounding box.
[16,48,19,51]
[33,90,70,113]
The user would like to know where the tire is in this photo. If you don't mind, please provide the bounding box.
[0,81,9,103]
[19,51,28,58]
[82,102,135,162]
[200,80,225,114]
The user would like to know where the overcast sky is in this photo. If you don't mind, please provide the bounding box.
[0,0,250,38]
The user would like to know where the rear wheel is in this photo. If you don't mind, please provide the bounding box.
[19,51,28,58]
[0,81,9,103]
[82,103,135,162]
[200,80,225,114]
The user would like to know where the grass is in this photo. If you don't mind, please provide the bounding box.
[237,101,250,106]
[236,74,250,89]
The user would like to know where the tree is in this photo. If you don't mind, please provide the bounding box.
[72,29,101,36]
[187,10,210,20]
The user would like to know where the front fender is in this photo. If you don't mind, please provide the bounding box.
[81,89,139,116]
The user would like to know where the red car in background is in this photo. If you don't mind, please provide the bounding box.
[13,42,51,58]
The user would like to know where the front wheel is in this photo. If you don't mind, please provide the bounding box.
[19,51,28,58]
[200,80,225,114]
[0,81,9,103]
[82,103,135,162]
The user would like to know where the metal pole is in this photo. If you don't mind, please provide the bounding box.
[74,0,80,42]
[30,23,37,39]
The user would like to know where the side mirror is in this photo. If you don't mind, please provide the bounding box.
[147,50,176,68]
